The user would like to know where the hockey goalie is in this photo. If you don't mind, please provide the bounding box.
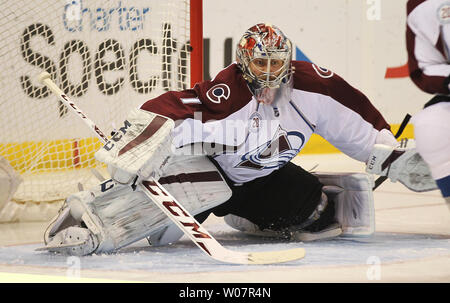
[39,23,437,256]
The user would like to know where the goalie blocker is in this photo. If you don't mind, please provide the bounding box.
[366,139,437,192]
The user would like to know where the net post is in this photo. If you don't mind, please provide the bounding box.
[190,0,203,87]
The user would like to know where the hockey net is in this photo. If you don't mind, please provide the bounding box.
[0,0,202,222]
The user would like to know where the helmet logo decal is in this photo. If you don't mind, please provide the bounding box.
[206,84,231,104]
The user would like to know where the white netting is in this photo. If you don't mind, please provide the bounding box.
[0,0,193,221]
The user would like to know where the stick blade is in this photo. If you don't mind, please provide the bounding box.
[247,248,306,264]
[214,247,306,265]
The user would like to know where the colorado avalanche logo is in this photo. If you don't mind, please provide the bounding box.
[312,63,334,79]
[206,84,230,104]
[236,126,305,170]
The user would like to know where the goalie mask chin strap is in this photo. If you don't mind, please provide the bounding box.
[373,113,412,190]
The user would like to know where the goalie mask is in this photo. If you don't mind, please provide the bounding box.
[236,23,293,106]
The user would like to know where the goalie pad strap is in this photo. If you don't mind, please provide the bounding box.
[159,171,223,184]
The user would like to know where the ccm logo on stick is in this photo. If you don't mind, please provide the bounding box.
[142,180,212,242]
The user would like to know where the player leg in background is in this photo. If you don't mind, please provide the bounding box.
[411,97,450,208]
[195,161,341,240]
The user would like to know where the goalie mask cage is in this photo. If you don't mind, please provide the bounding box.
[0,0,203,222]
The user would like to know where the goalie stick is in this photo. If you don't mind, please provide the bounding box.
[37,72,305,265]
[372,113,412,190]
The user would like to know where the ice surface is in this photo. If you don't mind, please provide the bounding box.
[0,221,449,274]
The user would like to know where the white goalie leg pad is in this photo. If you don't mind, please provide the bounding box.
[225,173,375,239]
[147,223,185,247]
[224,192,342,241]
[42,155,232,254]
[147,155,233,246]
[94,109,175,183]
[314,172,375,237]
[366,140,437,192]
[0,156,22,214]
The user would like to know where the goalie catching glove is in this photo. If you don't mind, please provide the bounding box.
[366,139,437,192]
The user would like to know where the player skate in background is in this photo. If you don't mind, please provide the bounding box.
[406,0,450,207]
[39,23,437,256]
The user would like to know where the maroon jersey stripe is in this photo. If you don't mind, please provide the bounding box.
[118,115,168,156]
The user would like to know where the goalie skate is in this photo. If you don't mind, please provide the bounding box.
[290,223,342,242]
[36,226,98,256]
[224,214,342,242]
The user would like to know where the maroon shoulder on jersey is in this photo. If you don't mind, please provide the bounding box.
[140,64,253,123]
[291,60,390,131]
